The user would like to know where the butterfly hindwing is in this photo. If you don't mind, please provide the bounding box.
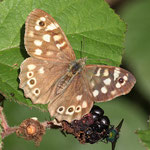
[48,74,94,122]
[84,65,136,102]
[19,57,69,104]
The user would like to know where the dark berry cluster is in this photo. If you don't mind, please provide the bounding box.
[85,105,110,144]
[61,105,123,150]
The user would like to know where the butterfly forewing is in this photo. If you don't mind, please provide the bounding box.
[84,65,136,102]
[19,57,69,104]
[48,74,94,122]
[25,9,75,61]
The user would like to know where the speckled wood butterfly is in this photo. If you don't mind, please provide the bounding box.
[19,9,136,123]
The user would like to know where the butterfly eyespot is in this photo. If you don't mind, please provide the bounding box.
[33,88,40,96]
[39,21,45,27]
[66,106,75,115]
[29,72,32,76]
[27,78,36,88]
[35,89,39,94]
[68,107,74,112]
[59,107,63,111]
[30,79,35,85]
[118,77,124,83]
[75,105,81,112]
[27,71,34,78]
[57,106,65,114]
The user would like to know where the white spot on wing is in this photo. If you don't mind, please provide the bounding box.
[111,90,117,95]
[46,51,54,56]
[40,17,46,21]
[103,69,109,76]
[45,23,58,31]
[103,78,111,85]
[54,22,59,28]
[116,82,121,88]
[31,117,38,121]
[28,31,34,37]
[114,68,120,81]
[82,101,87,108]
[53,35,61,41]
[35,49,42,55]
[38,67,44,74]
[28,64,36,70]
[35,25,41,31]
[101,86,107,94]
[90,81,95,87]
[34,40,42,46]
[123,75,128,81]
[56,42,66,49]
[76,95,83,101]
[93,90,99,97]
[43,34,51,42]
[95,68,101,77]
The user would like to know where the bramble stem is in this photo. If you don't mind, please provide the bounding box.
[0,107,17,139]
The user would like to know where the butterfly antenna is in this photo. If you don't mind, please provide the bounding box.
[80,37,85,59]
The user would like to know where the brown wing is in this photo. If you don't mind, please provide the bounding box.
[83,65,136,102]
[25,9,75,62]
[48,74,94,123]
[19,57,69,104]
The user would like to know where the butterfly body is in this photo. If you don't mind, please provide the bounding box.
[19,9,136,123]
[56,58,86,95]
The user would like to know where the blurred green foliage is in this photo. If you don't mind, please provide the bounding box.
[121,0,150,149]
[136,129,150,149]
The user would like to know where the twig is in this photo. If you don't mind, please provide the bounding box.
[0,107,17,139]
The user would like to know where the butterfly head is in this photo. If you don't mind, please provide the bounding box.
[69,58,86,75]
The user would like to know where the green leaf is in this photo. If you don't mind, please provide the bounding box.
[121,0,150,101]
[0,0,126,109]
[136,129,150,150]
